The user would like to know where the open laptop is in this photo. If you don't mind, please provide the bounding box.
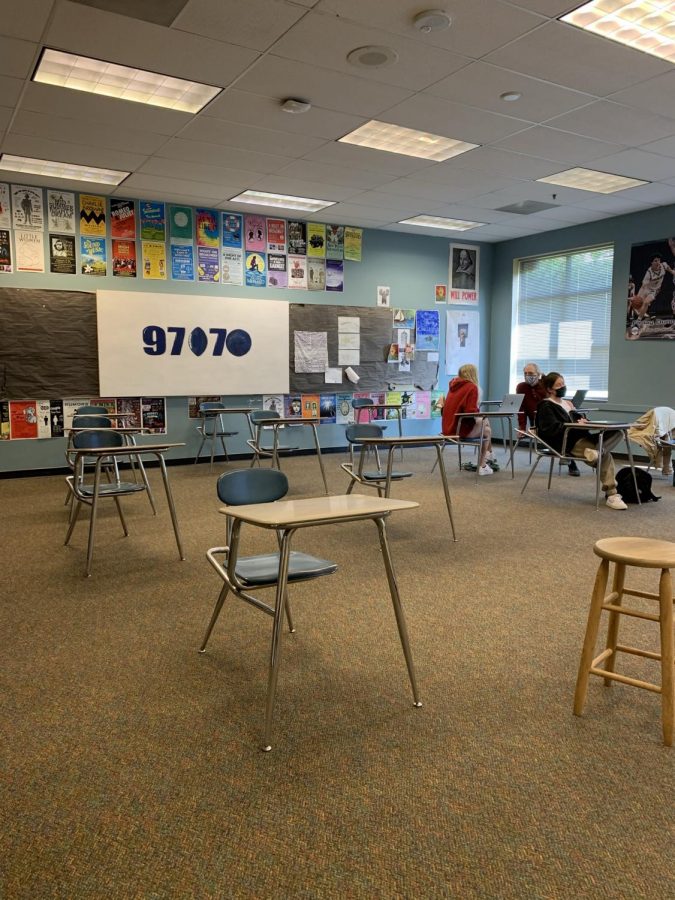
[570,389,588,409]
[498,394,524,413]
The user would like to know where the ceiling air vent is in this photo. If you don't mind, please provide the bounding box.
[496,200,560,215]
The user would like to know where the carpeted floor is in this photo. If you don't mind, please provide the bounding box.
[1,447,674,899]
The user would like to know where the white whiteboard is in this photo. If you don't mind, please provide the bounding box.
[97,291,289,395]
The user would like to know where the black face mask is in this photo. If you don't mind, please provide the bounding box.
[555,386,566,398]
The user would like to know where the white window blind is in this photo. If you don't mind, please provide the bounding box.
[512,244,613,398]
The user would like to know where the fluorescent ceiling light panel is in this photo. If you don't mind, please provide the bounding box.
[561,1,675,64]
[398,215,485,231]
[339,120,478,161]
[33,49,221,113]
[0,153,128,185]
[537,167,648,193]
[229,190,336,212]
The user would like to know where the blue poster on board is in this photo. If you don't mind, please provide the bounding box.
[245,251,266,288]
[171,243,194,280]
[222,213,243,248]
[415,309,440,351]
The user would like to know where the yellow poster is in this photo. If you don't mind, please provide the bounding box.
[306,222,326,258]
[344,226,362,262]
[79,194,106,237]
[142,240,167,280]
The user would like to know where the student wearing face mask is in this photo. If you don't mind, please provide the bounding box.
[535,372,627,510]
[517,363,580,476]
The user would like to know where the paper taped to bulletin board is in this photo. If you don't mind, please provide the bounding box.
[446,309,479,375]
[97,291,289,395]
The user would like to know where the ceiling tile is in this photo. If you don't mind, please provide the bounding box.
[270,11,472,90]
[136,157,265,192]
[493,125,624,164]
[445,147,563,180]
[639,135,675,160]
[385,169,521,198]
[21,83,192,136]
[379,93,530,144]
[112,185,219,204]
[1,132,148,172]
[546,101,675,147]
[569,193,652,213]
[203,90,364,140]
[509,1,580,15]
[582,149,675,182]
[0,76,27,109]
[66,0,187,27]
[609,182,675,206]
[234,54,413,118]
[315,0,546,59]
[299,141,437,177]
[610,71,675,122]
[173,0,307,51]
[303,200,405,222]
[235,174,361,203]
[341,190,446,212]
[0,107,12,132]
[485,21,671,96]
[178,117,328,157]
[11,109,170,155]
[45,0,259,88]
[0,0,54,41]
[274,158,397,190]
[121,172,231,200]
[425,61,594,122]
[155,137,294,173]
[0,36,38,79]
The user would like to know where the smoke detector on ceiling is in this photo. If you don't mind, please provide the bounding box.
[281,98,312,114]
[413,9,452,33]
[346,45,399,68]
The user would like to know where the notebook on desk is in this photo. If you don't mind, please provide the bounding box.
[570,389,588,409]
[497,394,524,414]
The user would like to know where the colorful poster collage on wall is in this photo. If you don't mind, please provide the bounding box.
[0,178,363,292]
[0,396,167,440]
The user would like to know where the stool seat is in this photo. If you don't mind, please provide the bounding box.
[574,536,675,746]
[594,537,675,569]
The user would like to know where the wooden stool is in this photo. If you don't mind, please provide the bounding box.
[574,537,675,745]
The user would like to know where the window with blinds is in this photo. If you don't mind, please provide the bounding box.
[511,244,613,399]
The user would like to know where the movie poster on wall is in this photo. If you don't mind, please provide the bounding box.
[0,183,10,228]
[110,199,136,239]
[267,252,287,288]
[140,201,165,241]
[142,241,166,279]
[197,246,219,283]
[626,236,675,341]
[196,208,219,248]
[288,255,307,289]
[112,239,137,277]
[449,244,479,304]
[12,185,43,231]
[16,231,44,272]
[171,243,194,281]
[244,215,265,252]
[307,223,326,258]
[0,229,12,272]
[222,213,242,248]
[49,234,76,274]
[79,194,105,236]
[47,190,76,232]
[222,248,243,285]
[80,236,106,275]
[326,224,344,260]
[287,221,306,256]
[267,218,286,254]
[245,251,266,287]
[169,205,193,242]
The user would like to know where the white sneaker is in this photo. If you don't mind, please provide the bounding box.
[478,464,493,476]
[583,448,599,466]
[606,494,627,510]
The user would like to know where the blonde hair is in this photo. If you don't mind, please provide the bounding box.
[458,363,479,385]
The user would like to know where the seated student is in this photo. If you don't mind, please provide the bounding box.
[441,363,498,476]
[535,372,627,510]
[517,362,579,476]
[628,406,675,476]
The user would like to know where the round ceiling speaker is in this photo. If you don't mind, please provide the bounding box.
[346,45,399,68]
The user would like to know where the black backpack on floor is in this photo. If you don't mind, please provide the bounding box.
[616,467,660,504]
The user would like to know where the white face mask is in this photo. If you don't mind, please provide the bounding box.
[524,374,538,386]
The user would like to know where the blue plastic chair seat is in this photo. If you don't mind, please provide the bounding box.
[235,551,338,587]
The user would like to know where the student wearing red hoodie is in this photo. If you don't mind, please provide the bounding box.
[441,363,497,476]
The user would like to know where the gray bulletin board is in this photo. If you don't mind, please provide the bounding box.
[289,303,439,393]
[0,287,99,398]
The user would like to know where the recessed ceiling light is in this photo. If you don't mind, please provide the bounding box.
[537,167,649,193]
[500,91,522,102]
[229,190,335,213]
[398,215,485,231]
[413,9,452,33]
[561,1,675,64]
[346,45,399,68]
[0,153,128,185]
[33,48,221,113]
[339,120,478,162]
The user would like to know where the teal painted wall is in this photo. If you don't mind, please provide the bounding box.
[489,202,675,417]
[0,212,494,472]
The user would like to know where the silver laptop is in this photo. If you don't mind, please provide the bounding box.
[571,389,588,409]
[498,394,524,413]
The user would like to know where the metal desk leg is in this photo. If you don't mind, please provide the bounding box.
[625,430,641,505]
[374,516,422,708]
[157,453,185,560]
[384,446,395,498]
[310,423,329,495]
[595,431,604,510]
[434,443,458,541]
[507,418,516,479]
[262,528,294,751]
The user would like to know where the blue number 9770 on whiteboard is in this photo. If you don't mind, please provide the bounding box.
[142,326,252,357]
